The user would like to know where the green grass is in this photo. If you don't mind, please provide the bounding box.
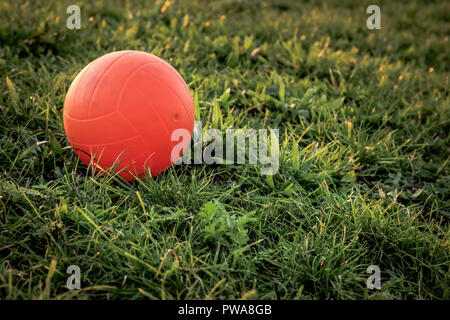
[0,0,449,300]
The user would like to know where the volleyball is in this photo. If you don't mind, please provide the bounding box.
[63,50,195,181]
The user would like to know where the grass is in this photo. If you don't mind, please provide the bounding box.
[0,0,449,300]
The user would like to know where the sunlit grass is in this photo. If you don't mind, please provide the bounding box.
[0,0,448,300]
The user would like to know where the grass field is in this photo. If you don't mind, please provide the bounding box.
[0,0,449,300]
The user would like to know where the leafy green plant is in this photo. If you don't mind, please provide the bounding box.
[198,200,256,247]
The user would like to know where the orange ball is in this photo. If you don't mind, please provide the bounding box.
[63,50,194,181]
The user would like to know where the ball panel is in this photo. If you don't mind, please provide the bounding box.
[144,61,195,128]
[64,51,132,120]
[64,111,138,146]
[116,70,173,171]
[157,60,196,124]
[117,65,193,173]
[71,135,147,181]
[87,51,160,118]
[118,64,194,135]
[63,62,92,120]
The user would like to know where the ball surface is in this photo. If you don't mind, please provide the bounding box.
[63,50,194,181]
